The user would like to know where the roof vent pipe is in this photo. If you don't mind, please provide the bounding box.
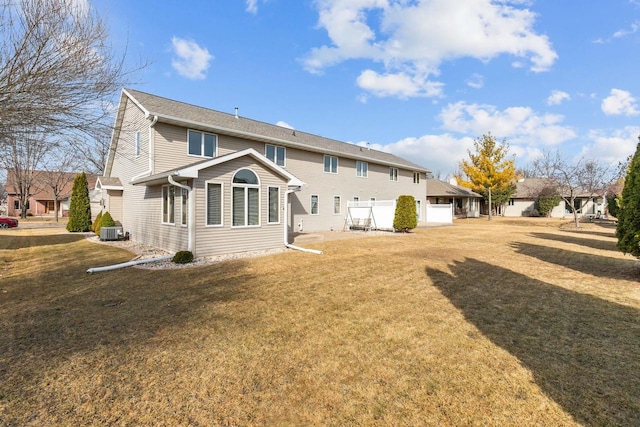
[235,106,238,118]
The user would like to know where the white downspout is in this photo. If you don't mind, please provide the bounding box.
[168,175,194,253]
[285,188,322,255]
[87,255,174,273]
[131,115,158,182]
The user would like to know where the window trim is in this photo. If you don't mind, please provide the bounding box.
[205,181,224,227]
[265,144,286,167]
[323,155,338,174]
[162,185,175,225]
[268,186,280,224]
[356,161,368,178]
[389,167,399,181]
[13,200,20,210]
[310,194,319,215]
[135,131,141,157]
[187,129,218,158]
[333,195,341,215]
[413,171,420,184]
[181,187,188,227]
[231,168,261,228]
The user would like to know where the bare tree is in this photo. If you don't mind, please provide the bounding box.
[71,129,112,175]
[0,132,52,218]
[0,0,142,143]
[40,142,81,222]
[531,150,616,227]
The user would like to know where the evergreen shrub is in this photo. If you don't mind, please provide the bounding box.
[393,195,417,232]
[96,211,115,237]
[172,251,194,264]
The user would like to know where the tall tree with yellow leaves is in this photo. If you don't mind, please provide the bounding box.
[455,133,517,220]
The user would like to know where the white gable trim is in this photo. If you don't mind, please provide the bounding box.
[132,148,305,188]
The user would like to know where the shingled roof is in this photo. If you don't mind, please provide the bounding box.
[426,179,482,198]
[118,89,429,173]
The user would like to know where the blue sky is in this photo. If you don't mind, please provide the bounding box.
[93,0,640,176]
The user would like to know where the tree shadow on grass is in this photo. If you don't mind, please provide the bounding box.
[428,258,640,426]
[0,233,86,250]
[0,254,257,421]
[511,242,639,281]
[529,232,618,252]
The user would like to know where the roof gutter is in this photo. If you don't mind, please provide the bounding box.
[168,175,194,253]
[131,114,159,182]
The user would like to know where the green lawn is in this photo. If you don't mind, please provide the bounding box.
[0,219,638,426]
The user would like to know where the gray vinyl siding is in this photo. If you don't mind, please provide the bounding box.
[126,184,188,253]
[192,157,286,256]
[105,190,123,223]
[108,98,156,245]
[277,148,425,232]
[149,122,425,233]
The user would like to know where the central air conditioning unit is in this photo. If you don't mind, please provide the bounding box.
[100,226,123,241]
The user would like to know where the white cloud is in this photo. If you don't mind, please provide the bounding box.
[355,134,475,175]
[356,70,444,99]
[466,73,484,89]
[581,127,640,164]
[438,101,576,146]
[276,121,294,129]
[613,21,640,38]
[601,89,640,116]
[171,37,213,80]
[303,0,557,98]
[547,90,570,106]
[245,0,264,14]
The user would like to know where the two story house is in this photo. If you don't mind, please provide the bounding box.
[101,89,429,256]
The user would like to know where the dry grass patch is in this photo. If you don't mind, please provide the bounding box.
[0,220,638,426]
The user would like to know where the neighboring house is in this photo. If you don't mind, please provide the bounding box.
[6,170,100,218]
[503,178,604,218]
[426,178,482,218]
[102,89,430,256]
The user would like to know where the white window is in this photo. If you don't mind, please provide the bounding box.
[324,155,338,174]
[188,129,217,158]
[356,161,368,177]
[181,188,188,226]
[416,200,422,221]
[232,169,260,227]
[266,145,286,167]
[413,172,420,184]
[508,199,515,206]
[333,196,341,214]
[162,185,175,224]
[268,187,279,223]
[389,167,398,181]
[206,182,223,226]
[135,131,141,156]
[311,195,319,215]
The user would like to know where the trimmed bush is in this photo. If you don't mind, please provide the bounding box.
[92,211,103,233]
[393,195,417,232]
[172,251,194,264]
[534,194,561,217]
[95,211,115,237]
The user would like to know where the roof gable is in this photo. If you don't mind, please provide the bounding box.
[132,148,304,187]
